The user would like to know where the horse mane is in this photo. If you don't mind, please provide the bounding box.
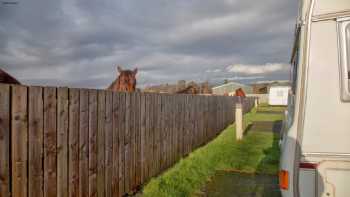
[0,68,21,84]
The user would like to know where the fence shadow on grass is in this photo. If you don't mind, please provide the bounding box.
[251,120,283,197]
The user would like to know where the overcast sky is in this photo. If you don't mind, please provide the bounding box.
[0,0,298,89]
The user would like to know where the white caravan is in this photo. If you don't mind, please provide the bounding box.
[268,86,291,106]
[280,0,350,197]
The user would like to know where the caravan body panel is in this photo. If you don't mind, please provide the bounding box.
[280,0,350,197]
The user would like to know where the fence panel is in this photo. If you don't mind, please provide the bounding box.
[0,84,255,197]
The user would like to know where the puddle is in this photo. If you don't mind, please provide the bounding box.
[256,111,283,114]
[198,171,281,197]
[248,121,282,134]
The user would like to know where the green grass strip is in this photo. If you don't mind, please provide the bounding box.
[141,107,282,197]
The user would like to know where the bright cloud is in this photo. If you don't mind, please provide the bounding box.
[226,63,289,75]
[205,69,222,73]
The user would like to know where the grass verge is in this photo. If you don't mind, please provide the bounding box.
[141,107,283,197]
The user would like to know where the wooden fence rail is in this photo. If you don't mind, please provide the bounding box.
[0,84,255,197]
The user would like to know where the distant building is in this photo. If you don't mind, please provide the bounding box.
[143,80,212,94]
[176,80,186,92]
[143,83,177,93]
[212,82,253,95]
[250,80,290,94]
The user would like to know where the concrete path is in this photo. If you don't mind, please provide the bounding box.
[197,171,281,197]
[197,107,284,197]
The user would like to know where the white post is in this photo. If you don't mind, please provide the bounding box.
[235,103,243,140]
[254,98,259,108]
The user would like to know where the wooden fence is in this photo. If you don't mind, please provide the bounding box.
[0,84,255,197]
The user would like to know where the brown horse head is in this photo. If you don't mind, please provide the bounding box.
[0,68,21,85]
[235,88,246,97]
[108,66,138,92]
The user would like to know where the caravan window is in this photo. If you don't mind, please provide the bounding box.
[290,25,300,95]
[291,38,299,95]
[291,51,299,94]
[347,23,350,69]
[338,19,350,101]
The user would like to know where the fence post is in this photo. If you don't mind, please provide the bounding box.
[235,103,243,140]
[254,98,259,109]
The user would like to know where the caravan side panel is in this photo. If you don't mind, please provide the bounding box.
[302,20,350,154]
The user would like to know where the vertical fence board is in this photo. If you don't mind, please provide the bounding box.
[118,93,125,197]
[179,96,183,159]
[189,96,194,151]
[173,95,178,161]
[168,95,172,167]
[196,97,201,146]
[0,85,10,197]
[179,96,185,157]
[145,94,152,180]
[205,97,209,142]
[135,93,141,186]
[199,97,203,146]
[183,95,189,155]
[105,91,113,197]
[174,96,178,160]
[88,90,98,197]
[140,93,146,183]
[145,94,151,178]
[194,97,198,148]
[97,91,106,197]
[189,96,194,152]
[153,94,158,176]
[159,95,165,171]
[164,95,169,168]
[169,96,174,166]
[146,94,151,176]
[195,97,199,148]
[57,88,69,197]
[68,89,79,197]
[169,95,173,166]
[151,94,156,175]
[155,94,161,174]
[111,92,120,197]
[129,93,136,190]
[79,90,89,197]
[43,87,57,197]
[28,87,44,197]
[124,93,131,194]
[11,85,28,197]
[149,94,155,176]
[167,95,170,165]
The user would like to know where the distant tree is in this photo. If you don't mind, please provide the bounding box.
[224,79,229,84]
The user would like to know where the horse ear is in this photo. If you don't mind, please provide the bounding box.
[117,66,123,73]
[133,68,138,75]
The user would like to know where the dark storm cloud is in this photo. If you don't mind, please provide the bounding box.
[0,0,298,88]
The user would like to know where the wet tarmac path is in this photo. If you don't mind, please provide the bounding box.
[197,171,281,197]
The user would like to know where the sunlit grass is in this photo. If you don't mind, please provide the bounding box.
[141,107,282,197]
